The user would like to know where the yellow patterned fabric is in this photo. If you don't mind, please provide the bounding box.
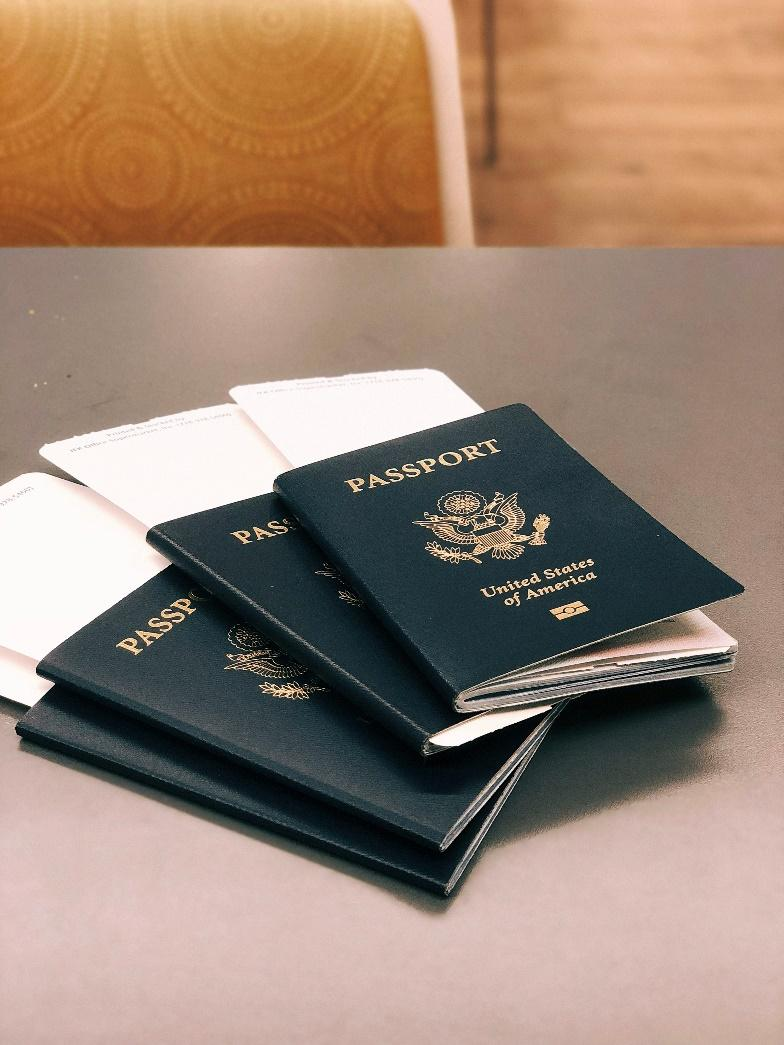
[0,0,443,245]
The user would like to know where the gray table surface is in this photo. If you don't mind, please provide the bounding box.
[1,248,782,1044]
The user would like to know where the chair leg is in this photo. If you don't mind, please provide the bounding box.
[482,0,498,166]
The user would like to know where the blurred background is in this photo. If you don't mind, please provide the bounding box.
[1,0,782,247]
[454,0,784,245]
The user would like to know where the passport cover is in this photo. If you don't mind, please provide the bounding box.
[274,404,743,709]
[16,687,554,896]
[36,566,557,850]
[147,493,545,754]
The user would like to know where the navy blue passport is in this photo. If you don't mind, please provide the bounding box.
[35,566,558,851]
[16,688,554,895]
[147,493,546,755]
[274,404,743,712]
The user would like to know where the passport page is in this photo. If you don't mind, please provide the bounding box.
[0,645,52,707]
[0,474,165,665]
[40,405,288,529]
[40,372,481,530]
[231,369,482,466]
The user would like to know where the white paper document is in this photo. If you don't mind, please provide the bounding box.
[5,370,734,710]
[230,369,482,466]
[0,646,52,707]
[0,474,165,665]
[11,370,479,704]
[38,370,480,528]
[40,405,289,528]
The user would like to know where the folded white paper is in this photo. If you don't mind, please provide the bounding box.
[10,372,732,712]
[39,371,480,529]
[40,405,288,528]
[8,373,477,706]
[0,474,165,663]
[230,369,482,466]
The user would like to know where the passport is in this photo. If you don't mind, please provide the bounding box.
[16,687,554,895]
[36,565,559,850]
[274,404,743,712]
[147,493,548,755]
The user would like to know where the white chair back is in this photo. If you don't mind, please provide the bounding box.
[407,0,475,245]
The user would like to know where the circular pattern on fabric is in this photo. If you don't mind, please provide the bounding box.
[173,181,387,245]
[353,101,440,217]
[67,103,193,216]
[0,0,109,159]
[136,0,413,159]
[0,186,97,244]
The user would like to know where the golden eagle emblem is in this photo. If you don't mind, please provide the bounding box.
[413,489,550,565]
[223,623,326,700]
[314,563,364,607]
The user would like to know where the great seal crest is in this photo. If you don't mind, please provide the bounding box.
[413,489,550,565]
[223,623,326,700]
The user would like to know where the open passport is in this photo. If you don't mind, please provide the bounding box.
[17,686,554,897]
[1,469,558,895]
[5,372,742,896]
[34,564,555,851]
[274,404,743,712]
[39,371,551,754]
[147,492,551,754]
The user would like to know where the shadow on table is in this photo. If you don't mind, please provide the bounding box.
[1,678,721,914]
[487,677,722,848]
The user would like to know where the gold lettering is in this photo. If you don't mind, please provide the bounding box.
[459,444,485,461]
[231,518,297,540]
[343,438,502,492]
[116,596,199,657]
[147,617,173,633]
[437,451,463,466]
[267,519,291,534]
[116,637,142,655]
[136,629,162,646]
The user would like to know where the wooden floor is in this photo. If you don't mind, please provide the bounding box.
[453,0,784,245]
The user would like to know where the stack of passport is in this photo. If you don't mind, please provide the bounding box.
[1,370,742,896]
